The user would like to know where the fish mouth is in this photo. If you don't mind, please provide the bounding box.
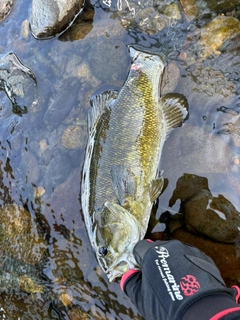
[106,255,137,282]
[108,269,124,282]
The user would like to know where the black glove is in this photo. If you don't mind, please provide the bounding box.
[120,240,240,320]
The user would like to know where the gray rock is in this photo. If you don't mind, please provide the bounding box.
[0,53,37,116]
[30,0,84,39]
[44,153,73,192]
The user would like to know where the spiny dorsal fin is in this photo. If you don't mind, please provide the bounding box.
[88,90,118,131]
[161,93,189,135]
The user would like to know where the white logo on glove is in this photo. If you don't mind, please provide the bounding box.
[155,246,183,301]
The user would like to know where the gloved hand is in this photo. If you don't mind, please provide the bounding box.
[120,240,240,320]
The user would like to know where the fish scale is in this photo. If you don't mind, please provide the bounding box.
[81,46,188,281]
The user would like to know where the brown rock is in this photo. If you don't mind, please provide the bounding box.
[61,123,87,149]
[199,16,240,56]
[172,228,240,287]
[180,0,199,21]
[0,204,47,265]
[183,190,240,243]
[161,62,180,95]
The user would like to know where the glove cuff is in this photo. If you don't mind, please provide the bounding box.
[182,291,240,320]
[120,269,139,291]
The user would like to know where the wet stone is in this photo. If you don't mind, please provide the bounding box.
[205,0,240,13]
[134,8,169,34]
[183,189,240,243]
[172,228,240,287]
[0,203,47,265]
[30,0,84,39]
[163,3,182,20]
[199,15,240,57]
[20,19,29,40]
[60,17,125,42]
[44,153,73,193]
[161,61,180,95]
[0,53,37,116]
[0,0,14,22]
[44,77,80,131]
[169,173,210,207]
[180,0,199,20]
[61,123,87,150]
[69,307,91,320]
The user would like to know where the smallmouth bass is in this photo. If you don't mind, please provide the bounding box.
[81,46,188,281]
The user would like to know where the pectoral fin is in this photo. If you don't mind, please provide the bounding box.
[160,93,188,135]
[111,165,136,205]
[149,176,164,202]
[104,201,140,233]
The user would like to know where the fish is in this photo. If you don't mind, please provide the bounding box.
[81,46,188,282]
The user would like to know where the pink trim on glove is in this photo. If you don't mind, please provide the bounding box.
[120,269,139,291]
[232,285,240,303]
[210,307,240,320]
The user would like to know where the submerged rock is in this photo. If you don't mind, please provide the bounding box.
[0,53,37,115]
[183,190,240,243]
[44,153,73,192]
[0,203,47,265]
[0,0,14,22]
[180,0,199,21]
[44,77,80,131]
[199,16,240,56]
[169,173,210,207]
[205,0,240,13]
[61,123,87,150]
[172,228,240,287]
[30,0,84,39]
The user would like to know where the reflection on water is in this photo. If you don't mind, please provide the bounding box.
[0,0,239,318]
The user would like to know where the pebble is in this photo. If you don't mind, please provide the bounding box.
[20,19,29,40]
[180,0,199,20]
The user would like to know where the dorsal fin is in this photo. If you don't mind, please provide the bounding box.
[88,90,118,131]
[161,93,189,135]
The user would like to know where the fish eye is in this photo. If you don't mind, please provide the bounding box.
[98,246,108,257]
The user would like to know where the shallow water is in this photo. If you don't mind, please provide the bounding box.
[0,0,239,318]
